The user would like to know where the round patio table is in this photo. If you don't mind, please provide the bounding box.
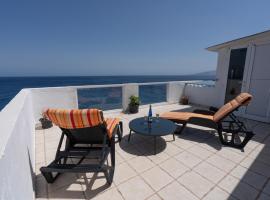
[128,117,176,154]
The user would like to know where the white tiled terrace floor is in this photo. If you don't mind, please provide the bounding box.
[35,103,270,200]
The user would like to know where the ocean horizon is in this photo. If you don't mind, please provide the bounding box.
[0,75,215,110]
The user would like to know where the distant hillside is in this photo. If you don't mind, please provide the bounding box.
[192,70,216,77]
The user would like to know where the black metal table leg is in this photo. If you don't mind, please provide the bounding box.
[154,136,156,154]
[173,133,175,141]
[128,130,132,142]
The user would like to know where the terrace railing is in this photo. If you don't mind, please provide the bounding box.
[30,80,217,121]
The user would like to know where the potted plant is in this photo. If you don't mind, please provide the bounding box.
[39,112,53,129]
[129,95,140,113]
[180,95,189,105]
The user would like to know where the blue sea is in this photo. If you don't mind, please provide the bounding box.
[0,76,214,110]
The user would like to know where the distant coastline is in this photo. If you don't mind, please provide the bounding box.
[0,70,216,78]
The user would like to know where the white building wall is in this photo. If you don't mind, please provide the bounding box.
[245,43,270,122]
[213,35,270,122]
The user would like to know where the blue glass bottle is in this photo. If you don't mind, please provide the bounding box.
[148,104,152,122]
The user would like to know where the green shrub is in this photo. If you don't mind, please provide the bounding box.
[129,95,140,106]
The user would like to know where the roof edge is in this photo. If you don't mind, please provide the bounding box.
[206,29,270,52]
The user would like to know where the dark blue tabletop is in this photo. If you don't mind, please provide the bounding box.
[129,117,176,136]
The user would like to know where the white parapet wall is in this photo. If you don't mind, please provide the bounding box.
[31,87,79,122]
[184,83,219,108]
[166,81,186,103]
[24,81,220,123]
[0,89,35,200]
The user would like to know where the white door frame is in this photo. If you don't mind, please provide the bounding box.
[242,43,270,122]
[239,44,255,117]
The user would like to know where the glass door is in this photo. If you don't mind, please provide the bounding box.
[225,48,247,102]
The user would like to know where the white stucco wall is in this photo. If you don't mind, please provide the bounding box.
[166,82,186,103]
[0,89,35,200]
[31,87,78,122]
[184,84,219,108]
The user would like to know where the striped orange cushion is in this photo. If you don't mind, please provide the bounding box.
[105,118,120,139]
[45,108,104,129]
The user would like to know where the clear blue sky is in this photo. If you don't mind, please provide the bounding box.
[0,0,270,76]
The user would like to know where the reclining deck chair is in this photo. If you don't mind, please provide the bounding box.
[161,93,254,149]
[40,108,122,185]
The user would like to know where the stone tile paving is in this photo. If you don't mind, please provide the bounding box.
[35,104,270,200]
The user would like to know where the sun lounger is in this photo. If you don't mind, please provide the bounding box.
[161,93,254,149]
[40,108,122,185]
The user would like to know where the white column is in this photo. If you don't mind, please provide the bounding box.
[31,87,78,122]
[122,83,139,112]
[166,82,186,103]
